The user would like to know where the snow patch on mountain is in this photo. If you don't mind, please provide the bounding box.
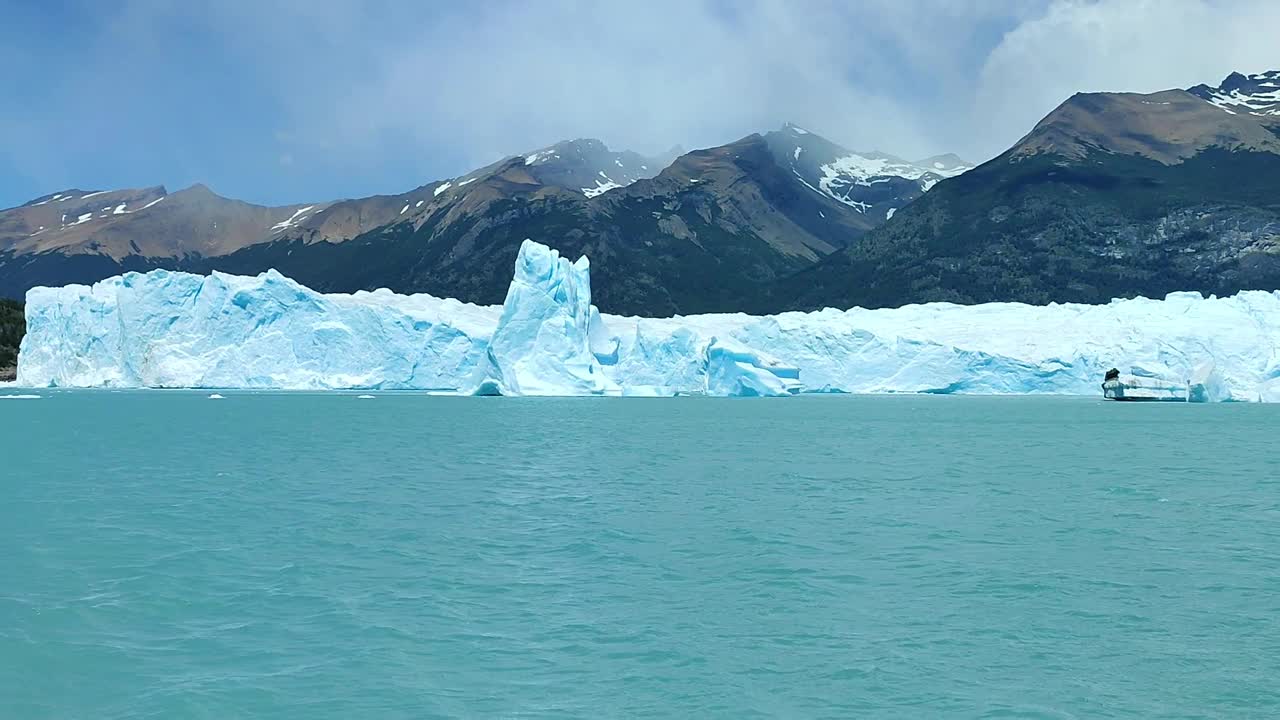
[270,206,314,233]
[768,126,974,218]
[582,179,623,198]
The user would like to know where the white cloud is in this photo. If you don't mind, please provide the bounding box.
[5,0,1279,207]
[321,1,944,165]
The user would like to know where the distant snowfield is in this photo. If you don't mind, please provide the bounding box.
[270,206,314,233]
[582,179,623,198]
[15,241,1280,400]
[779,124,973,211]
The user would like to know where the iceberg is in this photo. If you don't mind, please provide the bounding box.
[16,240,1280,400]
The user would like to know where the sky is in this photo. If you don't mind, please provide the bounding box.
[2,0,1278,209]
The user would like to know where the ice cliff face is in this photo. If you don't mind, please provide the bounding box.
[18,241,1280,400]
[18,269,497,390]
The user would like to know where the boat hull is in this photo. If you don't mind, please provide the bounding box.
[1102,378,1188,402]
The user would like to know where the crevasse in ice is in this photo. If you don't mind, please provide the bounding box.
[17,241,1280,400]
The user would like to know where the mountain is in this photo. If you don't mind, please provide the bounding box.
[787,71,1280,310]
[0,185,332,297]
[766,123,971,226]
[1187,70,1280,122]
[0,129,965,315]
[517,138,681,197]
[206,132,870,315]
[0,139,666,299]
[0,184,334,260]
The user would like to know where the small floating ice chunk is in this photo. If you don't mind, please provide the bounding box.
[208,393,225,399]
[0,394,41,399]
[357,394,376,399]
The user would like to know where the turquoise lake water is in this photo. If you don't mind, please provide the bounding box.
[3,391,1279,718]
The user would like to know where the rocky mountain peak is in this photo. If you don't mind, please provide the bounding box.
[171,183,223,201]
[517,138,674,198]
[1012,87,1280,164]
[1187,70,1280,118]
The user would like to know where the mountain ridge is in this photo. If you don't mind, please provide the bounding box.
[0,128,968,313]
[786,70,1280,310]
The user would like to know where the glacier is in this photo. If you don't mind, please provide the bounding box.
[17,239,1280,400]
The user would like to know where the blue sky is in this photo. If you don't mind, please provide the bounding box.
[2,0,1276,209]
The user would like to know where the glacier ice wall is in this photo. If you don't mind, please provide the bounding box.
[18,269,497,390]
[18,241,1280,400]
